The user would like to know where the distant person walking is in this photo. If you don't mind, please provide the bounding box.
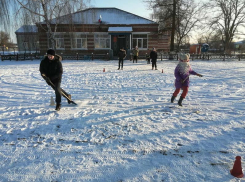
[150,47,158,70]
[118,47,126,70]
[132,46,139,63]
[171,53,203,106]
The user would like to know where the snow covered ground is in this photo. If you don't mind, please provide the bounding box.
[0,59,244,182]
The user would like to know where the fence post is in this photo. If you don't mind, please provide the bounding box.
[208,54,209,60]
[107,53,109,60]
[238,55,240,61]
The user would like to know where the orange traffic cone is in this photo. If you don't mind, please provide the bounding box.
[103,68,105,72]
[230,156,244,178]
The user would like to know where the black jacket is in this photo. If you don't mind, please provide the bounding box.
[118,49,126,59]
[150,51,158,61]
[39,55,63,82]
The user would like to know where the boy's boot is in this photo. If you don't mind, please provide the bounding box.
[55,103,61,111]
[171,96,176,103]
[178,97,184,106]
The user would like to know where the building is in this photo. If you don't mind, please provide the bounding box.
[15,25,39,53]
[189,44,201,54]
[37,7,170,58]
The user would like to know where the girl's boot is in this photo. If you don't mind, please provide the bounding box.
[178,97,184,106]
[171,96,176,103]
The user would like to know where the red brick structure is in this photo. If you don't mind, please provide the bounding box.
[190,44,201,54]
[37,8,170,58]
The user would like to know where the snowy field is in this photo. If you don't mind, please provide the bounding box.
[0,59,244,182]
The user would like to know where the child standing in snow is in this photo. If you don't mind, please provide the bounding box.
[171,53,203,106]
[132,46,139,63]
[150,47,158,70]
[118,47,126,70]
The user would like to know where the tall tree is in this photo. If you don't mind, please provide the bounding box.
[175,0,203,52]
[0,0,16,31]
[146,0,203,53]
[147,0,176,53]
[15,0,90,49]
[0,31,10,46]
[206,0,245,53]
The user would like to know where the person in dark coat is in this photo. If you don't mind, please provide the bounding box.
[39,49,71,111]
[118,47,126,70]
[132,46,139,63]
[150,47,158,70]
[171,53,203,106]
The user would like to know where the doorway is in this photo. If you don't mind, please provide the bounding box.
[111,35,126,58]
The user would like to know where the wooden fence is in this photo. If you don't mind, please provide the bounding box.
[1,53,245,61]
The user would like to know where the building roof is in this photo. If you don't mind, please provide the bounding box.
[44,7,157,25]
[15,25,38,33]
[234,40,245,44]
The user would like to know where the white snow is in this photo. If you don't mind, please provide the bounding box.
[49,8,156,25]
[0,59,244,181]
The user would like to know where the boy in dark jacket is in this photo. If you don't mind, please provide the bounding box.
[39,49,71,111]
[118,47,126,70]
[150,47,158,70]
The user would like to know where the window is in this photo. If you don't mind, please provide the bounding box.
[71,33,87,49]
[23,42,28,50]
[94,34,110,49]
[33,41,39,49]
[54,34,64,49]
[132,34,148,49]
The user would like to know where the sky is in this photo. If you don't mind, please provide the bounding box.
[90,0,152,19]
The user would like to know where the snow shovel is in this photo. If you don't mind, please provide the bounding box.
[42,74,77,105]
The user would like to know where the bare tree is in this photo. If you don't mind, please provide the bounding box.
[146,0,204,53]
[206,0,245,53]
[146,0,177,53]
[175,0,203,52]
[15,0,90,49]
[0,31,10,46]
[0,0,17,31]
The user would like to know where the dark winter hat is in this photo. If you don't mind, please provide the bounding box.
[47,49,55,56]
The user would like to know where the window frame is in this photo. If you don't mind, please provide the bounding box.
[54,33,65,50]
[132,33,148,49]
[94,33,111,50]
[70,33,88,50]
